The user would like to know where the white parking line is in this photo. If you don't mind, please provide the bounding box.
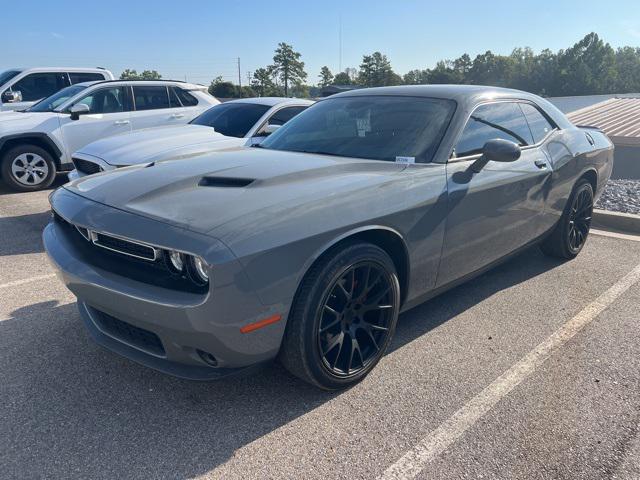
[591,228,640,242]
[0,274,56,290]
[380,262,640,480]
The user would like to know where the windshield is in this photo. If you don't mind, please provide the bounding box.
[190,102,271,138]
[27,85,87,112]
[260,96,456,163]
[0,70,21,86]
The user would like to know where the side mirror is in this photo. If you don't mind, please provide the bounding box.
[471,139,521,172]
[69,103,90,120]
[2,90,22,103]
[262,123,281,135]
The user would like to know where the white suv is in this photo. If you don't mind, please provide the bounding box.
[0,80,218,191]
[0,67,114,112]
[69,97,313,179]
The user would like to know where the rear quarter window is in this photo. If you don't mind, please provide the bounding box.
[519,103,555,143]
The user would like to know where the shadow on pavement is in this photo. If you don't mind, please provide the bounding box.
[0,211,51,256]
[0,246,563,479]
[0,174,67,196]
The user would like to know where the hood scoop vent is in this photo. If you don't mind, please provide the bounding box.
[198,176,255,188]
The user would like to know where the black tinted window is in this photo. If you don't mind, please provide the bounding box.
[74,87,127,113]
[133,86,170,110]
[455,102,534,157]
[268,106,308,126]
[174,87,199,107]
[520,103,555,143]
[191,103,271,137]
[261,96,456,163]
[69,72,106,84]
[9,72,66,102]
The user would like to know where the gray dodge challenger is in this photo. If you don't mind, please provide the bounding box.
[44,85,613,389]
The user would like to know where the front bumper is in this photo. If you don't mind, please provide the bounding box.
[44,188,288,380]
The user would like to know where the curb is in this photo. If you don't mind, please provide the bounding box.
[592,209,640,235]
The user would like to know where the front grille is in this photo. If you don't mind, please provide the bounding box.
[91,307,165,356]
[72,157,103,175]
[93,232,157,261]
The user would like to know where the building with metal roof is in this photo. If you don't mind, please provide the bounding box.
[568,98,640,146]
[566,97,640,179]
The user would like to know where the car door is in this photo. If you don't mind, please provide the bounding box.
[58,86,132,159]
[437,101,552,287]
[248,105,309,145]
[129,85,187,131]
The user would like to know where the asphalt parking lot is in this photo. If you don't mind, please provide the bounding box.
[1,178,639,480]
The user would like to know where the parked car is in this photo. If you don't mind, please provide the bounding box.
[44,85,613,390]
[0,80,217,191]
[68,97,313,179]
[0,67,114,112]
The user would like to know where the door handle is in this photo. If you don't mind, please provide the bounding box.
[114,120,130,125]
[534,160,547,169]
[170,113,184,119]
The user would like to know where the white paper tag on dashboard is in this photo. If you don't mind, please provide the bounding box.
[395,156,415,164]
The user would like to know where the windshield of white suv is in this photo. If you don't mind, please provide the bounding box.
[0,70,21,86]
[260,96,456,163]
[190,103,271,138]
[27,85,87,112]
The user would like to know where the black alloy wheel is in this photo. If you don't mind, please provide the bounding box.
[279,242,400,390]
[318,261,395,377]
[540,178,594,259]
[567,185,593,254]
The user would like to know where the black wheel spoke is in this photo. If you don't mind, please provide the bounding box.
[567,185,593,253]
[317,260,396,377]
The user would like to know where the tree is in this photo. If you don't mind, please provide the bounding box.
[555,33,616,95]
[271,42,307,96]
[403,69,429,85]
[251,68,276,96]
[318,66,334,87]
[119,69,162,80]
[357,52,401,87]
[332,71,354,85]
[208,76,238,98]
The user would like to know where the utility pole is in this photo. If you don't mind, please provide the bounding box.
[338,15,342,72]
[237,57,242,88]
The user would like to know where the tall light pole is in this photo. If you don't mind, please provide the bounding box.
[237,57,242,88]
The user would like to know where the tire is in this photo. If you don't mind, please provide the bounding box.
[279,242,401,390]
[540,178,594,259]
[1,144,57,192]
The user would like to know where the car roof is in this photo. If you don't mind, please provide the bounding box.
[81,79,206,90]
[9,67,109,73]
[225,97,314,107]
[332,84,573,129]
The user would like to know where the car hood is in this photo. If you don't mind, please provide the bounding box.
[64,148,406,236]
[0,110,59,132]
[75,124,242,166]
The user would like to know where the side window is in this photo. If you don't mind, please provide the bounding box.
[267,106,308,126]
[454,102,534,158]
[68,72,106,84]
[133,85,170,111]
[74,87,127,114]
[173,87,199,107]
[519,103,555,143]
[9,72,66,102]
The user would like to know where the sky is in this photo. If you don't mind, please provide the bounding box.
[3,0,640,86]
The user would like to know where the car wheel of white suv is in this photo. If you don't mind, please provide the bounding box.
[1,144,56,191]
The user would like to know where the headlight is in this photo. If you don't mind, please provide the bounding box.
[189,256,209,285]
[164,249,209,287]
[167,250,185,272]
